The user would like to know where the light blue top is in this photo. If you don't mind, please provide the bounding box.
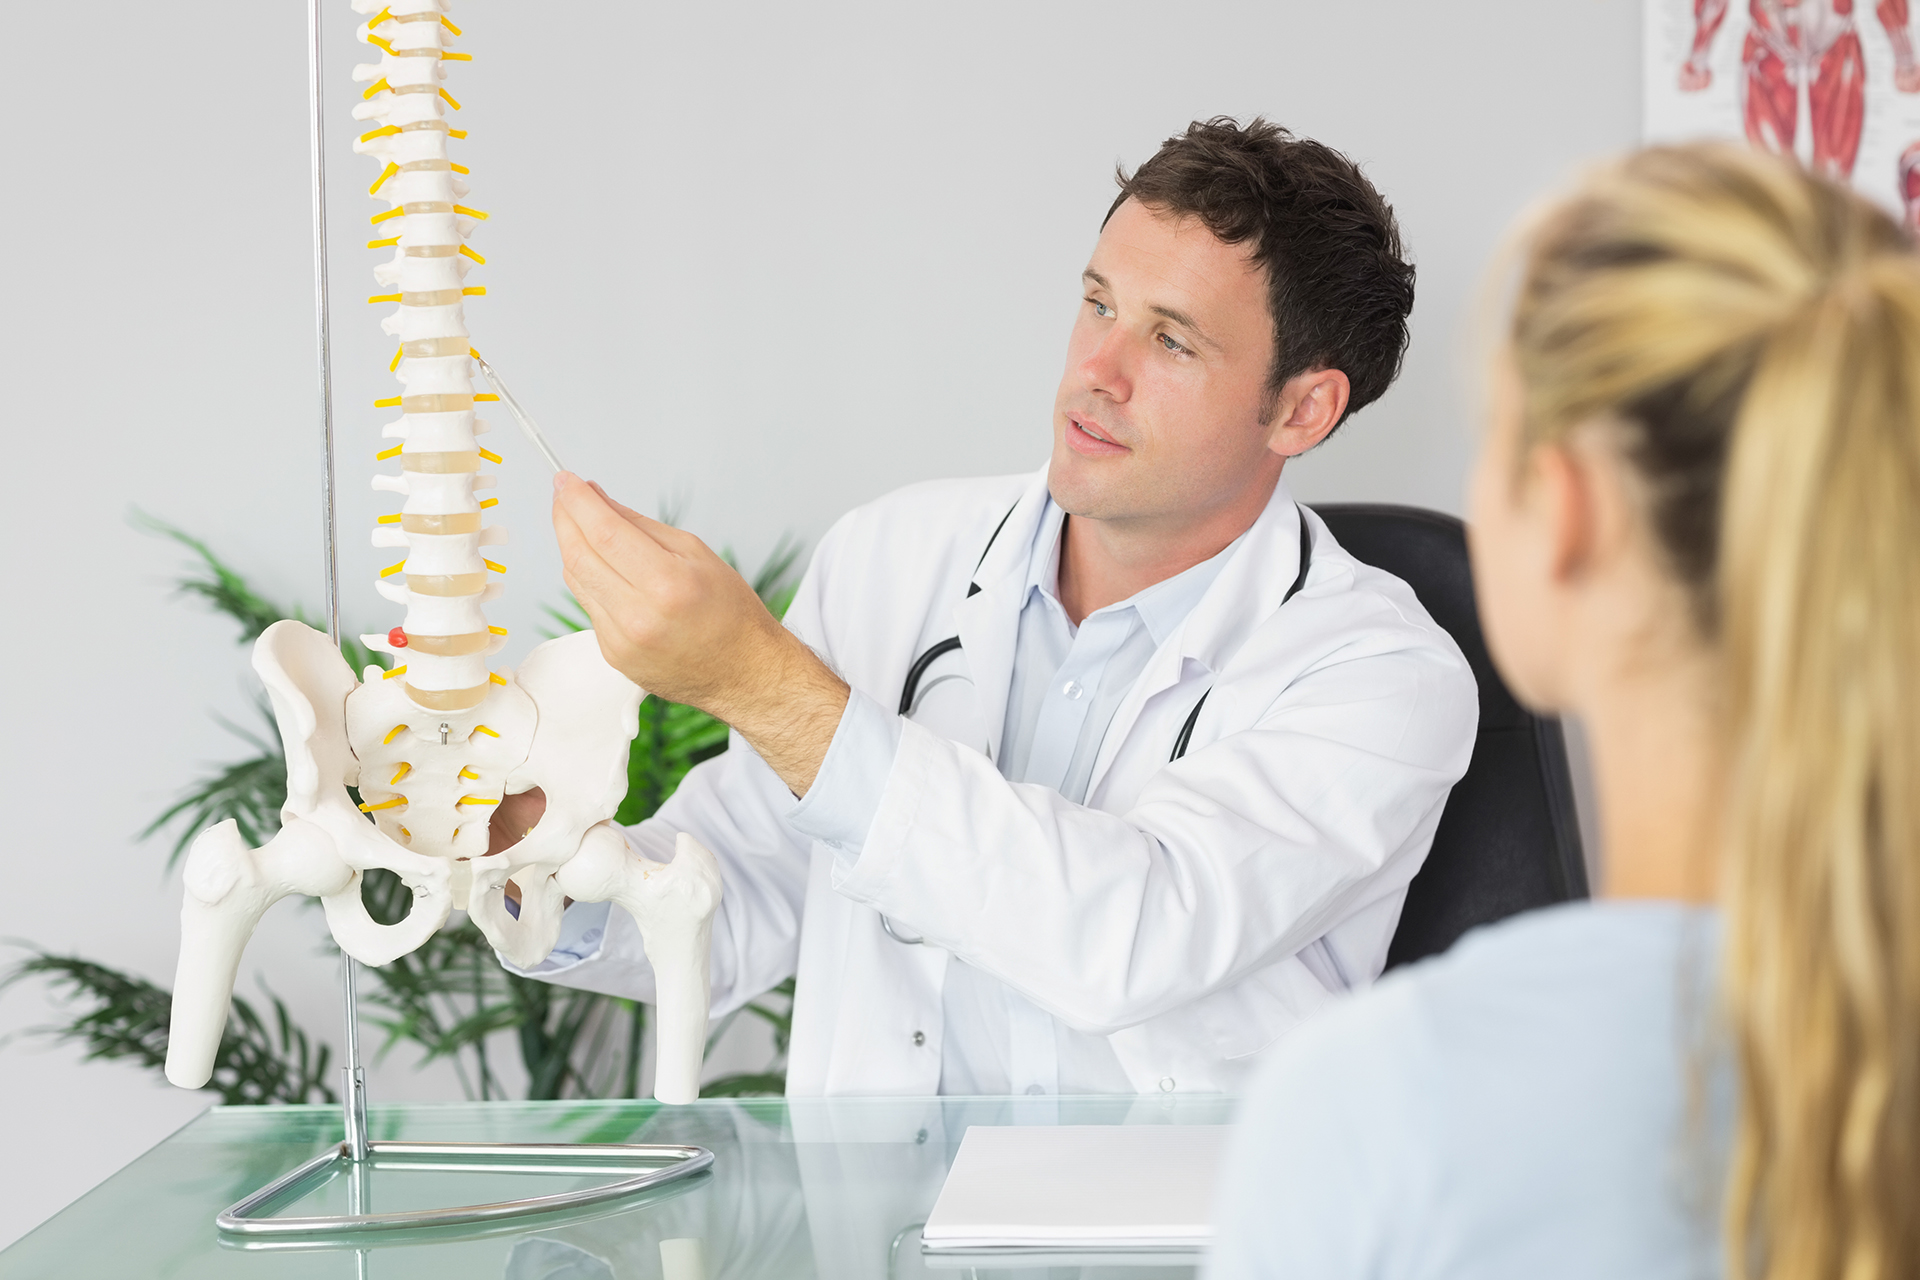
[530,495,1244,1096]
[1207,901,1732,1280]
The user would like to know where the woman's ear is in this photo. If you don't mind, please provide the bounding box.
[1267,368,1353,457]
[1549,422,1649,590]
[1530,440,1596,587]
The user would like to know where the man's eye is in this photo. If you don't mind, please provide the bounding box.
[1088,299,1113,317]
[1159,333,1189,354]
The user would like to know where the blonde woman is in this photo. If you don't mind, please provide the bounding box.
[1208,144,1920,1280]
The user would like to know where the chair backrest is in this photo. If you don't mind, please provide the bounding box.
[1310,504,1589,968]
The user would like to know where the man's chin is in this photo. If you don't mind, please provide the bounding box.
[1047,449,1125,519]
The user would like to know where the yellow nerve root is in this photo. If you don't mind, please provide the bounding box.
[474,392,500,402]
[488,625,508,635]
[378,513,402,525]
[442,51,473,61]
[473,725,499,738]
[483,558,506,572]
[369,294,402,305]
[360,124,400,143]
[452,163,471,175]
[370,207,404,225]
[459,767,480,780]
[379,560,406,578]
[489,673,508,686]
[373,402,402,414]
[479,497,499,508]
[390,763,411,785]
[383,665,408,679]
[462,286,487,296]
[449,128,468,139]
[359,796,407,812]
[362,77,390,100]
[376,444,402,458]
[459,795,499,806]
[439,88,462,110]
[453,204,488,220]
[459,245,484,263]
[441,15,462,34]
[369,163,399,196]
[384,724,409,744]
[479,450,503,465]
[366,33,394,53]
[389,345,404,372]
[367,235,400,249]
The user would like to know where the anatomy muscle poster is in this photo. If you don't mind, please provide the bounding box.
[1644,0,1920,225]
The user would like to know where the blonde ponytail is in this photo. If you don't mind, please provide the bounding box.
[1509,144,1920,1280]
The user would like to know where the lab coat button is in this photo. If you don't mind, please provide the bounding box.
[1062,680,1084,699]
[912,1030,926,1047]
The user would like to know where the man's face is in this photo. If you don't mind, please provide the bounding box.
[1049,198,1284,528]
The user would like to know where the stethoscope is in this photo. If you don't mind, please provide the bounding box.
[881,502,1315,946]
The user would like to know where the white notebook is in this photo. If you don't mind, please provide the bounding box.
[921,1124,1231,1252]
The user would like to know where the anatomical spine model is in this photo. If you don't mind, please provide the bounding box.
[165,0,721,1104]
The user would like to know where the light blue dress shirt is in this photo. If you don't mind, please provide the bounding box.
[1207,902,1732,1279]
[788,496,1242,1095]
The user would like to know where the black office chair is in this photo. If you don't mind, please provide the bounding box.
[1309,504,1589,969]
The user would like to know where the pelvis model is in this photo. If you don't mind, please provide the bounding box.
[164,0,722,1105]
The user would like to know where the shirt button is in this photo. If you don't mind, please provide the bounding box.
[1025,1084,1047,1096]
[1061,680,1084,700]
[912,1030,926,1047]
[1159,1076,1176,1093]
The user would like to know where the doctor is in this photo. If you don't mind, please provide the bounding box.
[497,117,1478,1096]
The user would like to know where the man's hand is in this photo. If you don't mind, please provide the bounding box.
[489,787,547,857]
[552,473,849,796]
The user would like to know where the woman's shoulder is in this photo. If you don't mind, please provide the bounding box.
[1290,900,1715,1076]
[1210,902,1724,1280]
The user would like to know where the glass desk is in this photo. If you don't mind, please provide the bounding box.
[0,1095,1234,1279]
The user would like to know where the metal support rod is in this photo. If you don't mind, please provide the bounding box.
[341,958,371,1163]
[307,0,368,1165]
[308,0,339,650]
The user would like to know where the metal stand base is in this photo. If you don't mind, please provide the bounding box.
[218,1139,713,1237]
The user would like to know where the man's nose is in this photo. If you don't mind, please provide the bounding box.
[1077,327,1134,401]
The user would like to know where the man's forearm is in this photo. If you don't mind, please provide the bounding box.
[709,629,850,798]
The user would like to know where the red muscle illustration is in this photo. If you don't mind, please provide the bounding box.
[1899,138,1920,225]
[1680,0,1920,181]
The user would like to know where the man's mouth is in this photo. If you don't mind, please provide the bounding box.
[1066,413,1129,456]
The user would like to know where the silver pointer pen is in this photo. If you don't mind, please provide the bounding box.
[473,353,566,474]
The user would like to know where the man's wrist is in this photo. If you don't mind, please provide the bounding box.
[717,626,849,797]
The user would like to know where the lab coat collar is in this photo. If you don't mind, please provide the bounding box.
[953,467,1302,771]
[1175,474,1308,676]
[953,467,1054,764]
[1083,475,1306,793]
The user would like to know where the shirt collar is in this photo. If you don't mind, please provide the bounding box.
[1024,495,1248,647]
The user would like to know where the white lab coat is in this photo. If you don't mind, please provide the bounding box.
[525,466,1478,1095]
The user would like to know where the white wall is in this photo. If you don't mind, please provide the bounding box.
[0,0,1638,1249]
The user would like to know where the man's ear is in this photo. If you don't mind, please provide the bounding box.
[1266,368,1352,458]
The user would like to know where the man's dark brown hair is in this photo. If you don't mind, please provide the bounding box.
[1106,116,1415,431]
